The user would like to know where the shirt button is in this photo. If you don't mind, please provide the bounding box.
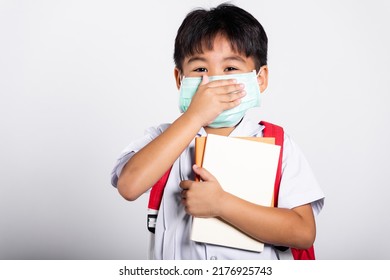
[210,256,217,260]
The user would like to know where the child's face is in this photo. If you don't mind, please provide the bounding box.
[174,34,268,92]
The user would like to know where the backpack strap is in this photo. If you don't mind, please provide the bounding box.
[147,167,172,233]
[260,121,315,260]
[259,121,284,207]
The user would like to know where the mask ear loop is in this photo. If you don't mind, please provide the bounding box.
[256,67,266,93]
[179,72,185,87]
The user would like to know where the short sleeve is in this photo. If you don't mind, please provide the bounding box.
[277,133,325,216]
[110,123,171,188]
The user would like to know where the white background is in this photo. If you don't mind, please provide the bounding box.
[1,0,389,260]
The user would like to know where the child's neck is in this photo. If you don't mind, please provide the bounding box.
[204,126,235,137]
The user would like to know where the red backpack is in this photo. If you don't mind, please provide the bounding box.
[146,121,315,260]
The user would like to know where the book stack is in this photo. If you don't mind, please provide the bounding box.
[191,134,281,252]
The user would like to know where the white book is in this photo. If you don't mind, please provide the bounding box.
[190,134,281,252]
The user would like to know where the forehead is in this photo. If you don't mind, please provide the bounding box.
[183,34,253,64]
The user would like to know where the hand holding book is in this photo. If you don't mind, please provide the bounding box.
[180,164,226,218]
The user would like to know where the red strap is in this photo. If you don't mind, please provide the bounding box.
[260,121,315,260]
[292,246,316,260]
[260,121,284,207]
[147,167,172,210]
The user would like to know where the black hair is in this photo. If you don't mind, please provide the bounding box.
[173,3,268,72]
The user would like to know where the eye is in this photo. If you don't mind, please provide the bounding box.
[225,67,239,72]
[194,68,208,73]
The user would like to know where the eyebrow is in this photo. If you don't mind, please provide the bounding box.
[187,56,207,64]
[224,55,246,63]
[187,55,246,64]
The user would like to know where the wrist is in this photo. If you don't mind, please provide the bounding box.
[182,109,206,128]
[214,190,231,218]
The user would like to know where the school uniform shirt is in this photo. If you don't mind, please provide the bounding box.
[111,115,325,260]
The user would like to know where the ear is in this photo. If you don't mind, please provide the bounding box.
[174,67,181,90]
[257,65,269,93]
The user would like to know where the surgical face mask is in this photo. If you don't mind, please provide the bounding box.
[178,70,261,128]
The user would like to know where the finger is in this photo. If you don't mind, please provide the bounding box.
[219,90,246,103]
[192,164,216,182]
[203,84,245,99]
[179,180,190,190]
[208,82,245,94]
[200,74,209,85]
[181,189,187,199]
[203,78,238,88]
[220,83,245,95]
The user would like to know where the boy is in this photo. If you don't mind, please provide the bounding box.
[111,4,324,260]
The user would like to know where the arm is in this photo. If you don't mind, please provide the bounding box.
[117,77,246,201]
[180,165,316,249]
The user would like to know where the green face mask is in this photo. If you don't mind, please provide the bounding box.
[178,70,261,128]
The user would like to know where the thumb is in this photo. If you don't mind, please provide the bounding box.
[193,164,216,182]
[200,74,209,85]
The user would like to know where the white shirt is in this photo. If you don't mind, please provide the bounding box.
[111,115,325,260]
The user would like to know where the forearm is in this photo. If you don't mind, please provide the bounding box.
[117,112,202,200]
[118,76,246,201]
[218,192,316,249]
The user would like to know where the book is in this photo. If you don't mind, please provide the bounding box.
[190,134,281,252]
